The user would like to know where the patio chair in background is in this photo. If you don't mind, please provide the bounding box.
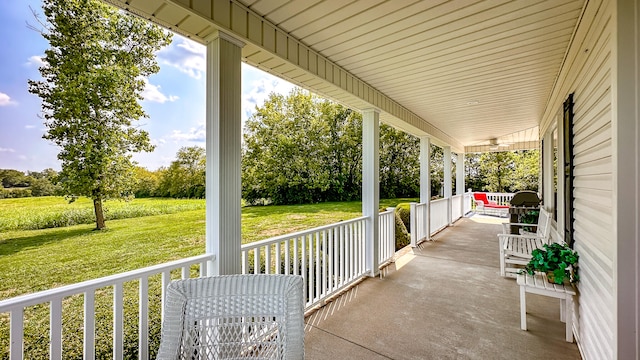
[472,192,509,217]
[157,274,305,360]
[497,208,552,277]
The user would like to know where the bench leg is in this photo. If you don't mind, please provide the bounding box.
[560,299,565,322]
[565,295,574,343]
[520,286,527,330]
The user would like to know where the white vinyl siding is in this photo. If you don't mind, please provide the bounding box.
[541,0,614,358]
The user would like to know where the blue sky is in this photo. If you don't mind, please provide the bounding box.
[0,0,296,173]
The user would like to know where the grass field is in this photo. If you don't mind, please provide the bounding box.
[0,196,414,358]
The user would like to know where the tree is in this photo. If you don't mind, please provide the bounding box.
[464,153,486,192]
[133,166,161,198]
[478,151,516,192]
[0,169,29,188]
[28,0,172,229]
[379,125,420,199]
[509,150,540,192]
[430,145,444,197]
[242,90,332,204]
[158,146,206,198]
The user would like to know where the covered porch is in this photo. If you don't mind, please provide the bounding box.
[304,214,580,359]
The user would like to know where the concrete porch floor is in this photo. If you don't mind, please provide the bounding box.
[303,214,581,359]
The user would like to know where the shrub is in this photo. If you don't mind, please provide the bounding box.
[394,211,410,250]
[395,203,411,231]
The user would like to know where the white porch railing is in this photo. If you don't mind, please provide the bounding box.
[240,216,368,310]
[410,203,428,246]
[430,198,450,234]
[463,192,472,214]
[378,208,396,269]
[484,192,515,206]
[0,254,213,360]
[451,194,463,221]
[409,192,476,246]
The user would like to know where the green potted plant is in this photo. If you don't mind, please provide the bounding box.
[523,243,579,285]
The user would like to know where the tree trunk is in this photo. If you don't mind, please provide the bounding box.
[93,197,106,230]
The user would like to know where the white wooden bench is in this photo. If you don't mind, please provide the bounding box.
[497,208,552,277]
[517,272,576,342]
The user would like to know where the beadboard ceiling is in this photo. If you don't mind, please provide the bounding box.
[105,0,586,152]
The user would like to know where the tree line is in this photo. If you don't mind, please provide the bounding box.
[4,89,539,203]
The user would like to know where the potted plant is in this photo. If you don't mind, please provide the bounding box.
[523,243,579,285]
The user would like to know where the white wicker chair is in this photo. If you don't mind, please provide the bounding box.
[157,274,304,360]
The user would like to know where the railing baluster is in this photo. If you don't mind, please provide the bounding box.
[315,232,321,302]
[10,308,24,360]
[113,282,124,360]
[307,234,313,304]
[339,227,345,287]
[322,230,327,298]
[161,271,170,322]
[84,291,95,360]
[275,242,281,274]
[348,224,354,281]
[293,237,299,276]
[284,240,290,275]
[301,235,307,296]
[181,266,189,280]
[265,244,272,275]
[241,251,248,274]
[50,298,63,360]
[253,247,260,274]
[139,277,149,360]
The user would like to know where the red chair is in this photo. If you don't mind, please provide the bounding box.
[472,192,509,217]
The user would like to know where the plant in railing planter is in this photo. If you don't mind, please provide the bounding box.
[523,243,579,285]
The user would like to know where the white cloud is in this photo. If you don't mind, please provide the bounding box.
[0,92,17,106]
[158,37,205,79]
[242,76,296,121]
[142,79,179,103]
[0,147,16,153]
[26,55,45,67]
[25,125,36,129]
[169,123,206,142]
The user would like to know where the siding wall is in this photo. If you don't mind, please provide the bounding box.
[540,0,614,358]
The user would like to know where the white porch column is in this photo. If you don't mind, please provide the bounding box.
[456,154,465,216]
[420,136,431,240]
[443,146,452,224]
[362,109,380,277]
[542,130,554,212]
[205,31,244,275]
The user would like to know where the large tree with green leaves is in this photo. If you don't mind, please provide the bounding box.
[29,0,172,229]
[158,146,206,198]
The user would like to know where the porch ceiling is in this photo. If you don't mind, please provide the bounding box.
[105,0,586,152]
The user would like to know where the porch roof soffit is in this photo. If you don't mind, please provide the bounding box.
[104,0,587,154]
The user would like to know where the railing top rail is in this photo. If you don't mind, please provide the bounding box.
[431,198,449,204]
[0,254,213,311]
[241,216,368,250]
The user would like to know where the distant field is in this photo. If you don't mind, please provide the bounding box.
[0,197,205,231]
